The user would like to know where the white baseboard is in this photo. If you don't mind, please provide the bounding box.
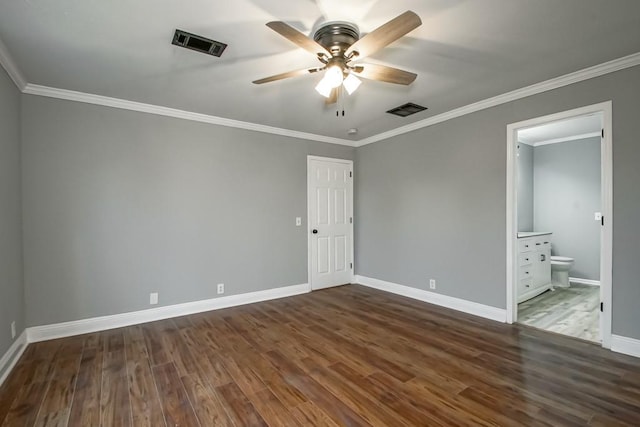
[27,283,310,343]
[611,335,640,358]
[0,331,28,387]
[569,277,600,286]
[354,275,507,323]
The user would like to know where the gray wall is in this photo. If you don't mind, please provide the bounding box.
[355,65,640,340]
[0,67,24,361]
[517,143,534,232]
[21,95,354,326]
[355,109,506,307]
[14,65,640,341]
[534,137,601,280]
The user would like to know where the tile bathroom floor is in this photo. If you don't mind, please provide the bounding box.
[518,283,600,342]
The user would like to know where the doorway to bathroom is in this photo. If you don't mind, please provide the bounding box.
[506,102,612,348]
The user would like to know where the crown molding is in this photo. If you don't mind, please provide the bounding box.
[0,38,27,90]
[530,131,601,147]
[12,50,640,147]
[518,131,601,147]
[22,84,356,147]
[355,51,640,147]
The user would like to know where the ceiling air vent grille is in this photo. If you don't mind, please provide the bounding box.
[387,102,428,117]
[172,29,227,57]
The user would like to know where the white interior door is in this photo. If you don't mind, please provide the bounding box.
[308,157,353,290]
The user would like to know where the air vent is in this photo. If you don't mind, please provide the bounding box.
[386,102,428,117]
[172,29,227,57]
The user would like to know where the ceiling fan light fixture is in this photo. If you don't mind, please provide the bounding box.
[315,65,344,97]
[315,78,334,98]
[343,73,361,95]
[324,65,344,88]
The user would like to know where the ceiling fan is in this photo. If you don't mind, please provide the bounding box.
[252,11,422,104]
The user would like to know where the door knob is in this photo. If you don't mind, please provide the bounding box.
[312,229,318,234]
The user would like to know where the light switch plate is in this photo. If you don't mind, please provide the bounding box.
[150,292,158,305]
[594,212,602,221]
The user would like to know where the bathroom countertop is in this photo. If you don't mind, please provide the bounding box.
[517,231,552,238]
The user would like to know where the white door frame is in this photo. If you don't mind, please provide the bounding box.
[307,155,355,290]
[506,101,613,349]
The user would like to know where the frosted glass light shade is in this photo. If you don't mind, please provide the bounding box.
[324,65,344,88]
[343,73,361,95]
[315,78,333,97]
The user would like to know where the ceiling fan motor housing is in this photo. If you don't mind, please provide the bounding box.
[313,22,359,58]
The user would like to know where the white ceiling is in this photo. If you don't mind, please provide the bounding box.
[1,0,639,141]
[518,114,602,145]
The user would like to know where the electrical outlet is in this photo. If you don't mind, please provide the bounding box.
[150,292,158,305]
[217,283,225,294]
[11,321,16,339]
[296,217,302,226]
[594,212,602,221]
[429,279,436,290]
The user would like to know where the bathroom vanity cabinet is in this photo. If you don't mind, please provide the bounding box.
[517,232,552,303]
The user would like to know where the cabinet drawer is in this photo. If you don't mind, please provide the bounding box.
[519,267,533,280]
[533,241,550,249]
[519,253,533,266]
[519,278,533,292]
[532,235,551,247]
[518,239,533,253]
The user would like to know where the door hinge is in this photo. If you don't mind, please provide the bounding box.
[601,215,604,226]
[349,171,352,178]
[600,302,604,312]
[601,129,604,138]
[350,217,353,224]
[350,263,353,269]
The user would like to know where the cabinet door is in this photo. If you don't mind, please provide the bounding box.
[540,246,551,285]
[533,248,551,287]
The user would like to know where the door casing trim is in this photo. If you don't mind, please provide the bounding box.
[505,101,613,349]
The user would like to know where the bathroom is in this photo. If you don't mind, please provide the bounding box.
[515,113,602,342]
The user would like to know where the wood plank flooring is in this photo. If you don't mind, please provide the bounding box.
[519,284,600,342]
[1,284,640,426]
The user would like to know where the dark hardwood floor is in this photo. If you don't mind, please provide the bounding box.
[1,284,639,426]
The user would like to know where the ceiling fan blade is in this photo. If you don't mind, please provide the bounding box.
[266,21,331,58]
[352,63,417,85]
[325,88,338,105]
[253,67,323,84]
[346,11,421,60]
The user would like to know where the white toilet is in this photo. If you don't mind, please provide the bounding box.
[551,256,574,288]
